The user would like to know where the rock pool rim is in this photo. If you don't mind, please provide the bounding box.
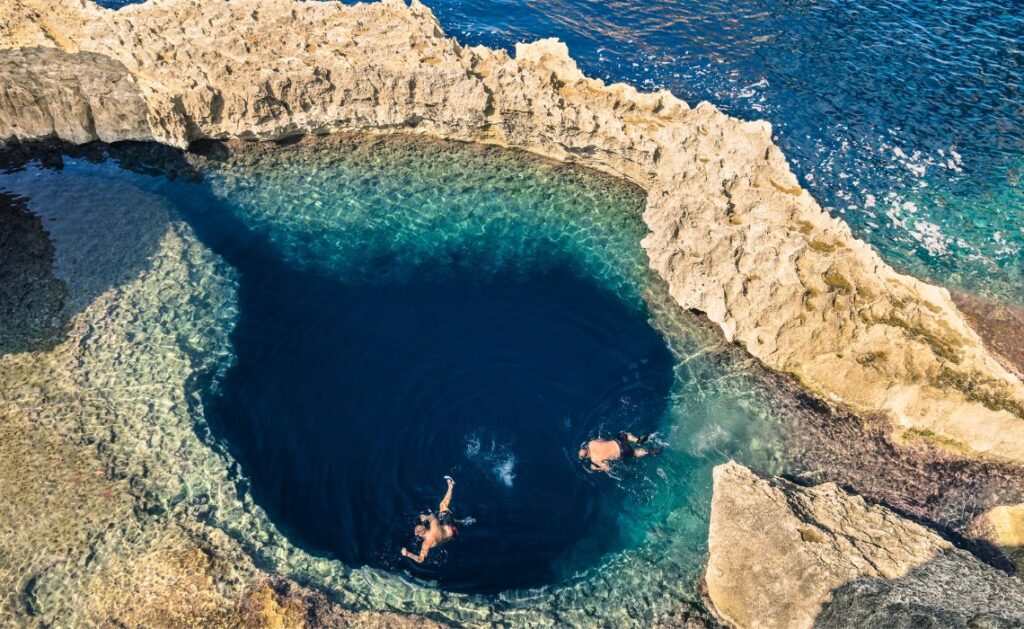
[3,0,1024,464]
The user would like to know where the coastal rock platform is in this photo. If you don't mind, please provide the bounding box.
[707,462,1024,628]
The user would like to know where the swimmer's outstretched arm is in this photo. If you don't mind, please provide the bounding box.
[439,475,455,512]
[401,541,432,564]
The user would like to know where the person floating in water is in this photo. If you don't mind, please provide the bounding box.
[579,431,661,473]
[401,475,465,564]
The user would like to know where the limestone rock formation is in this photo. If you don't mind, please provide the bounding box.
[971,503,1024,573]
[705,462,1024,628]
[1,0,1021,461]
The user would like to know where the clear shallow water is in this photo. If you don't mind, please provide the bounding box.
[98,0,1024,304]
[0,136,790,622]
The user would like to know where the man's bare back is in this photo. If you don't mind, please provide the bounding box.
[578,431,660,472]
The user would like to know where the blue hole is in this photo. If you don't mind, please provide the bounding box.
[173,137,678,593]
[209,252,674,593]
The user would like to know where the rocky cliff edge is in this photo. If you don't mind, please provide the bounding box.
[1,0,1023,462]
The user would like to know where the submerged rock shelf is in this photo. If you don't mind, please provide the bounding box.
[0,0,1022,627]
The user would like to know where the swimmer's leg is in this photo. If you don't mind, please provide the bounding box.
[439,476,455,512]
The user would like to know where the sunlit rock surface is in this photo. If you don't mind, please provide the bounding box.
[971,503,1024,574]
[0,0,1022,461]
[706,462,1024,629]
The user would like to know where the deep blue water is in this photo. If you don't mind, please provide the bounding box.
[208,250,673,593]
[97,0,1024,303]
[159,137,678,594]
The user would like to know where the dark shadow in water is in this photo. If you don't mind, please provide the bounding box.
[0,140,190,356]
[0,191,65,354]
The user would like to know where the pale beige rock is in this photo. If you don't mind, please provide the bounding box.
[705,461,950,628]
[705,462,1024,629]
[1,0,1023,461]
[986,503,1024,547]
[971,502,1024,573]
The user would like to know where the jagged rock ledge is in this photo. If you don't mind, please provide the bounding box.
[2,0,1022,462]
[706,462,1024,628]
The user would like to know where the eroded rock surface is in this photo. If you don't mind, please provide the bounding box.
[706,462,1024,628]
[0,0,1022,461]
[815,549,1024,629]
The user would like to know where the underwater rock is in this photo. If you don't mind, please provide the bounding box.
[0,0,1022,462]
[705,462,1024,629]
[0,190,64,353]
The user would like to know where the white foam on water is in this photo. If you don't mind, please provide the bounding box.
[493,455,517,488]
[464,433,518,488]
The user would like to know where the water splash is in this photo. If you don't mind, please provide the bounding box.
[465,433,519,488]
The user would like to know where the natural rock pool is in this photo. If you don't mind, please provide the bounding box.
[1,134,780,616]
[180,135,705,594]
[14,132,1006,623]
[197,173,676,592]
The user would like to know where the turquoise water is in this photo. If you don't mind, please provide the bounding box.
[98,0,1024,304]
[0,136,793,622]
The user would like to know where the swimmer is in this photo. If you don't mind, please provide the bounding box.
[578,431,661,473]
[400,475,463,564]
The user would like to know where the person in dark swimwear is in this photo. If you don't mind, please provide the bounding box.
[578,431,661,473]
[401,475,460,564]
